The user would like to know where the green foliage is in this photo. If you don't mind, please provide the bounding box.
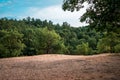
[76,42,92,55]
[22,28,37,56]
[114,44,120,53]
[97,31,120,53]
[62,0,120,54]
[0,30,25,58]
[88,38,97,50]
[23,27,67,54]
[97,38,110,53]
[0,17,120,58]
[0,44,9,57]
[36,27,65,54]
[62,0,120,32]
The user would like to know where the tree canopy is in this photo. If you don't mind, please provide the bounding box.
[0,17,120,58]
[62,0,120,31]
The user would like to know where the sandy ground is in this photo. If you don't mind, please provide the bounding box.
[0,54,120,80]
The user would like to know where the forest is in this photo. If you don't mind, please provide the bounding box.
[0,0,120,58]
[0,17,120,58]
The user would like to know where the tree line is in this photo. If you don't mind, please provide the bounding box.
[0,17,120,58]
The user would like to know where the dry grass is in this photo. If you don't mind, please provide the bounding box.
[0,54,120,80]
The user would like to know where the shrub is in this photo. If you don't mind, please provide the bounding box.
[114,44,120,53]
[76,42,93,55]
[0,30,25,58]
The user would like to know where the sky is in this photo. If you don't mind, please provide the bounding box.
[0,0,88,27]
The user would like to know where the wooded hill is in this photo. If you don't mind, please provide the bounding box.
[0,17,120,58]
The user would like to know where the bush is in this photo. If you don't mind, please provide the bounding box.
[76,42,93,55]
[97,39,110,53]
[0,30,25,58]
[114,44,120,53]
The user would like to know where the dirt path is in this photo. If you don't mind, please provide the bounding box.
[0,54,120,80]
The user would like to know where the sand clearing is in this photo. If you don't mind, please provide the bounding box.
[0,54,120,80]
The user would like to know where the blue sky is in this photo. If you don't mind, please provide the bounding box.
[0,0,88,27]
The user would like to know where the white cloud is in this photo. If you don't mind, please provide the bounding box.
[24,3,89,27]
